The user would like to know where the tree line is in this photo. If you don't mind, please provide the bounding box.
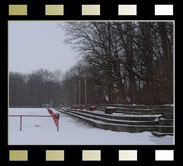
[60,22,173,105]
[9,69,63,107]
[9,22,173,107]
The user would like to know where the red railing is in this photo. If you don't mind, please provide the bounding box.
[47,109,60,131]
[9,110,60,132]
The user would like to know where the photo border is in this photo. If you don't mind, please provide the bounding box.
[0,0,179,165]
[7,19,175,146]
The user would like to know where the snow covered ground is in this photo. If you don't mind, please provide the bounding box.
[9,108,174,145]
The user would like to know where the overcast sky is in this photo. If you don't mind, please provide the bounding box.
[9,21,79,74]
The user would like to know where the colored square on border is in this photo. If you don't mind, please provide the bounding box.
[119,150,137,161]
[46,150,64,161]
[155,150,174,161]
[82,5,100,16]
[9,150,28,161]
[45,5,64,16]
[82,150,101,161]
[155,5,173,15]
[118,5,137,15]
[9,5,27,16]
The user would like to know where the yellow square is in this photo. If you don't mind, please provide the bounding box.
[46,150,64,161]
[82,150,101,161]
[119,150,137,161]
[9,5,27,16]
[45,5,64,15]
[118,5,137,15]
[82,5,100,16]
[9,150,28,161]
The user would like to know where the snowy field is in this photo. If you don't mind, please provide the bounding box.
[9,108,174,145]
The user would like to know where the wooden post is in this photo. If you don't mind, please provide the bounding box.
[85,78,87,105]
[79,79,81,105]
[55,114,59,132]
[20,115,22,131]
[57,118,59,132]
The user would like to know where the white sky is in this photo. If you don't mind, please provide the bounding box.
[9,21,79,73]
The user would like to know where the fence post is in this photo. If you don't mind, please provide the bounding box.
[57,118,59,132]
[56,114,59,132]
[20,115,22,131]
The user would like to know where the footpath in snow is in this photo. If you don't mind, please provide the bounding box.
[9,108,174,145]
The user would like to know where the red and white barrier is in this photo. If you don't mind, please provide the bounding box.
[47,108,60,131]
[9,109,60,132]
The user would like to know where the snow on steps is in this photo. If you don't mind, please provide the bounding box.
[57,108,173,135]
[152,131,174,137]
[91,105,173,119]
[68,109,161,121]
[69,108,173,126]
[64,109,160,126]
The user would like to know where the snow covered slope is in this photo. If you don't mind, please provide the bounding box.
[8,108,174,145]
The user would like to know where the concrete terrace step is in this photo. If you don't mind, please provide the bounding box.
[152,131,174,137]
[66,108,161,121]
[67,110,161,126]
[115,109,173,116]
[61,108,173,126]
[93,104,173,111]
[95,107,173,119]
[57,108,173,135]
[67,110,173,131]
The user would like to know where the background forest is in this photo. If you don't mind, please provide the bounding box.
[9,22,174,107]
